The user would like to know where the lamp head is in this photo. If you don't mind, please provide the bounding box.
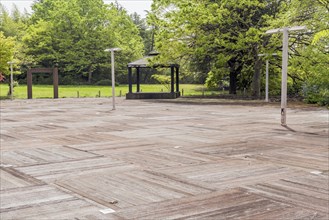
[104,48,121,52]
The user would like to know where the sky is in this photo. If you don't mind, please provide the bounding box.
[0,0,153,18]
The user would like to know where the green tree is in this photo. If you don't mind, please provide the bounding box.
[0,4,29,38]
[0,3,32,73]
[267,0,329,105]
[0,32,15,75]
[23,0,144,84]
[130,12,153,55]
[149,0,283,96]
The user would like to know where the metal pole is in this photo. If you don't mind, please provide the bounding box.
[281,28,289,126]
[265,26,306,126]
[111,50,116,110]
[10,62,13,100]
[265,60,269,102]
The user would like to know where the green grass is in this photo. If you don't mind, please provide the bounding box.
[0,84,226,99]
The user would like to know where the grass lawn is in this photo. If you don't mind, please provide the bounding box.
[0,84,225,99]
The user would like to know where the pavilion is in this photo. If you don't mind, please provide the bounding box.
[126,52,180,99]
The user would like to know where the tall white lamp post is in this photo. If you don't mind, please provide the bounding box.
[7,61,15,100]
[258,53,277,102]
[104,48,121,110]
[265,26,306,126]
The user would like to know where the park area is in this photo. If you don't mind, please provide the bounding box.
[0,84,223,99]
[0,97,328,219]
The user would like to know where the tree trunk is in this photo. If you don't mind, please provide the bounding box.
[88,65,93,84]
[252,46,262,98]
[229,71,237,94]
[252,57,262,98]
[228,57,243,95]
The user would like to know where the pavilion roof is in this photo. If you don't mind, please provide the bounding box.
[127,51,179,68]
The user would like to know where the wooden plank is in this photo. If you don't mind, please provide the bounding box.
[0,185,73,212]
[0,198,110,220]
[1,146,99,167]
[158,160,297,189]
[17,157,137,182]
[247,173,329,214]
[56,170,213,209]
[0,167,44,190]
[108,188,324,219]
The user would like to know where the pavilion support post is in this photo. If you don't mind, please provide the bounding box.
[171,66,174,93]
[136,67,140,92]
[176,66,179,93]
[128,67,132,93]
[53,67,59,99]
[27,69,32,99]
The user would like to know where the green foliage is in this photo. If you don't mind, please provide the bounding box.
[266,0,329,105]
[22,0,144,83]
[149,0,328,105]
[95,79,112,86]
[130,12,153,55]
[312,30,329,45]
[151,74,170,91]
[0,32,15,75]
[95,79,119,86]
[0,4,29,38]
[0,3,33,91]
[149,0,281,95]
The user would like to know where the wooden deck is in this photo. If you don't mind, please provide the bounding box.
[0,98,328,219]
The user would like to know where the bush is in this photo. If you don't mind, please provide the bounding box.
[59,76,80,85]
[303,84,329,106]
[205,71,219,90]
[151,74,170,90]
[95,79,119,86]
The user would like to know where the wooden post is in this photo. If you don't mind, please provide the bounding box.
[136,67,140,92]
[171,66,174,93]
[128,67,132,93]
[176,66,179,93]
[8,62,14,100]
[27,69,32,99]
[53,67,59,99]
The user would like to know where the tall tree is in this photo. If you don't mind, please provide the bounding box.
[0,4,30,89]
[149,0,283,95]
[0,32,15,75]
[0,4,29,38]
[130,12,153,55]
[267,0,329,104]
[23,0,144,83]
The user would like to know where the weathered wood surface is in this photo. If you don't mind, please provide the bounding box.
[0,98,328,219]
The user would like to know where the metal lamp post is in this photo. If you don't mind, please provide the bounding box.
[7,61,15,100]
[265,26,307,126]
[258,53,277,102]
[104,48,121,110]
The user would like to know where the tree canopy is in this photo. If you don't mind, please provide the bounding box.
[0,32,15,75]
[21,0,144,84]
[148,0,328,104]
